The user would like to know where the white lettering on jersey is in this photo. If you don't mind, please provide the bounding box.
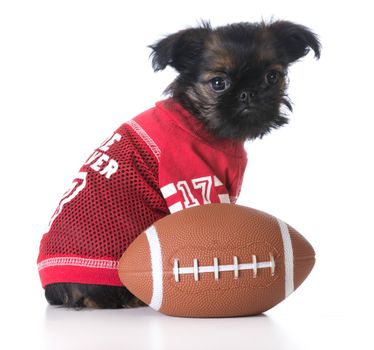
[48,172,87,230]
[99,159,118,179]
[161,176,230,213]
[90,153,110,171]
[99,132,121,152]
[47,133,122,231]
[176,180,200,208]
[85,133,121,179]
[192,176,213,204]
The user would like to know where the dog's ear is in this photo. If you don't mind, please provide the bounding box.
[269,21,321,64]
[149,22,212,73]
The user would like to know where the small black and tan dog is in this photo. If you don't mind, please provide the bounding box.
[42,20,320,308]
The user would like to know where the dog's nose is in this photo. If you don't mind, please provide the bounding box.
[239,91,256,102]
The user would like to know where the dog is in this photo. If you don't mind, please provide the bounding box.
[37,20,320,308]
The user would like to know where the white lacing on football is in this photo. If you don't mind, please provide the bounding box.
[173,253,275,282]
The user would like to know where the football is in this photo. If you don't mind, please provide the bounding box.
[118,204,315,317]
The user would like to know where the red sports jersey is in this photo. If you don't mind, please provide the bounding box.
[37,99,247,287]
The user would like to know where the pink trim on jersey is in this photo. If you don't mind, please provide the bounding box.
[126,119,161,161]
[38,257,119,271]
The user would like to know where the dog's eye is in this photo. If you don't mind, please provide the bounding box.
[210,77,231,92]
[265,70,280,85]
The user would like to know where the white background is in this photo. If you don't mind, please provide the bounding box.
[1,0,373,349]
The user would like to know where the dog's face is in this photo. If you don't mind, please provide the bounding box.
[150,21,320,140]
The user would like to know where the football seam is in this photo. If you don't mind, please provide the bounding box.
[172,253,276,282]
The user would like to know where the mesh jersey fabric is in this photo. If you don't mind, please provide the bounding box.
[37,98,247,287]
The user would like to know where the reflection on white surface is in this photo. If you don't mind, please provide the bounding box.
[43,306,298,350]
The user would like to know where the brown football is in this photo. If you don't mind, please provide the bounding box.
[118,204,315,317]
